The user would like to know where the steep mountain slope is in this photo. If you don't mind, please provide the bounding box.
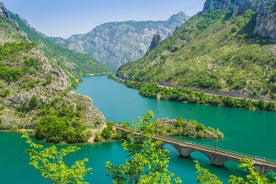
[53,12,189,71]
[0,5,105,143]
[8,12,111,87]
[117,0,276,101]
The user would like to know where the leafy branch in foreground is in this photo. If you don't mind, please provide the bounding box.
[195,158,276,184]
[106,110,182,184]
[22,133,92,184]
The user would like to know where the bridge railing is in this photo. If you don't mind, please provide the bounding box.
[166,136,276,163]
[113,125,276,164]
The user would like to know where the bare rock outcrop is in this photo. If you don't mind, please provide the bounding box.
[203,0,276,39]
[0,1,9,19]
[254,0,276,39]
[203,0,234,11]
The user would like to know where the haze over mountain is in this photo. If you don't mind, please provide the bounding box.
[117,0,276,103]
[52,12,189,71]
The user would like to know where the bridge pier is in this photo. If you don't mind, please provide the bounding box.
[173,144,229,166]
[255,164,275,174]
[203,152,230,166]
[174,145,193,157]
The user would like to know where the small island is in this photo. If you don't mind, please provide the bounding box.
[154,118,223,139]
[94,116,223,142]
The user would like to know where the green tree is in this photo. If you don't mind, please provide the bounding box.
[194,160,223,184]
[229,158,275,184]
[106,111,182,184]
[22,133,92,184]
[195,158,276,184]
[102,122,114,139]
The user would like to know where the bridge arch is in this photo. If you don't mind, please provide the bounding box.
[162,143,179,157]
[161,142,233,167]
[223,160,241,171]
[191,151,212,164]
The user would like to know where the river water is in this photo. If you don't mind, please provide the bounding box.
[1,76,275,183]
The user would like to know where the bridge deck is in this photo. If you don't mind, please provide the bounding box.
[113,125,276,169]
[155,135,276,168]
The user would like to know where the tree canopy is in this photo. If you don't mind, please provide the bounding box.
[22,133,92,184]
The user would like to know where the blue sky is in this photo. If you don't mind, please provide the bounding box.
[3,0,206,38]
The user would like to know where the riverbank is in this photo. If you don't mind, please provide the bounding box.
[110,76,276,112]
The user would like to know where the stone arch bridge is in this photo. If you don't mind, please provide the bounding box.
[113,125,276,174]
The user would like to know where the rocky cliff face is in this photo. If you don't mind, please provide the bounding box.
[203,0,234,11]
[53,12,189,71]
[0,1,9,19]
[203,0,276,39]
[148,33,162,52]
[232,0,257,15]
[203,0,257,14]
[254,0,276,39]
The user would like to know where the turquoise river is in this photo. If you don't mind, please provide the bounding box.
[0,76,276,183]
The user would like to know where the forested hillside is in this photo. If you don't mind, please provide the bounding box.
[117,2,276,103]
[0,10,105,143]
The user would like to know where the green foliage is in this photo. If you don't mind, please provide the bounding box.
[151,118,223,139]
[94,122,122,142]
[195,158,276,184]
[106,111,182,184]
[22,133,92,184]
[13,94,92,144]
[16,95,41,113]
[229,158,275,184]
[101,122,114,139]
[0,16,26,43]
[0,42,42,86]
[102,122,121,140]
[194,160,223,184]
[0,42,34,60]
[35,115,88,144]
[11,125,18,132]
[24,57,40,70]
[139,82,160,98]
[0,65,24,82]
[0,89,10,98]
[136,81,276,111]
[94,132,104,142]
[34,99,90,143]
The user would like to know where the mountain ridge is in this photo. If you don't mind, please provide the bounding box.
[52,12,189,71]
